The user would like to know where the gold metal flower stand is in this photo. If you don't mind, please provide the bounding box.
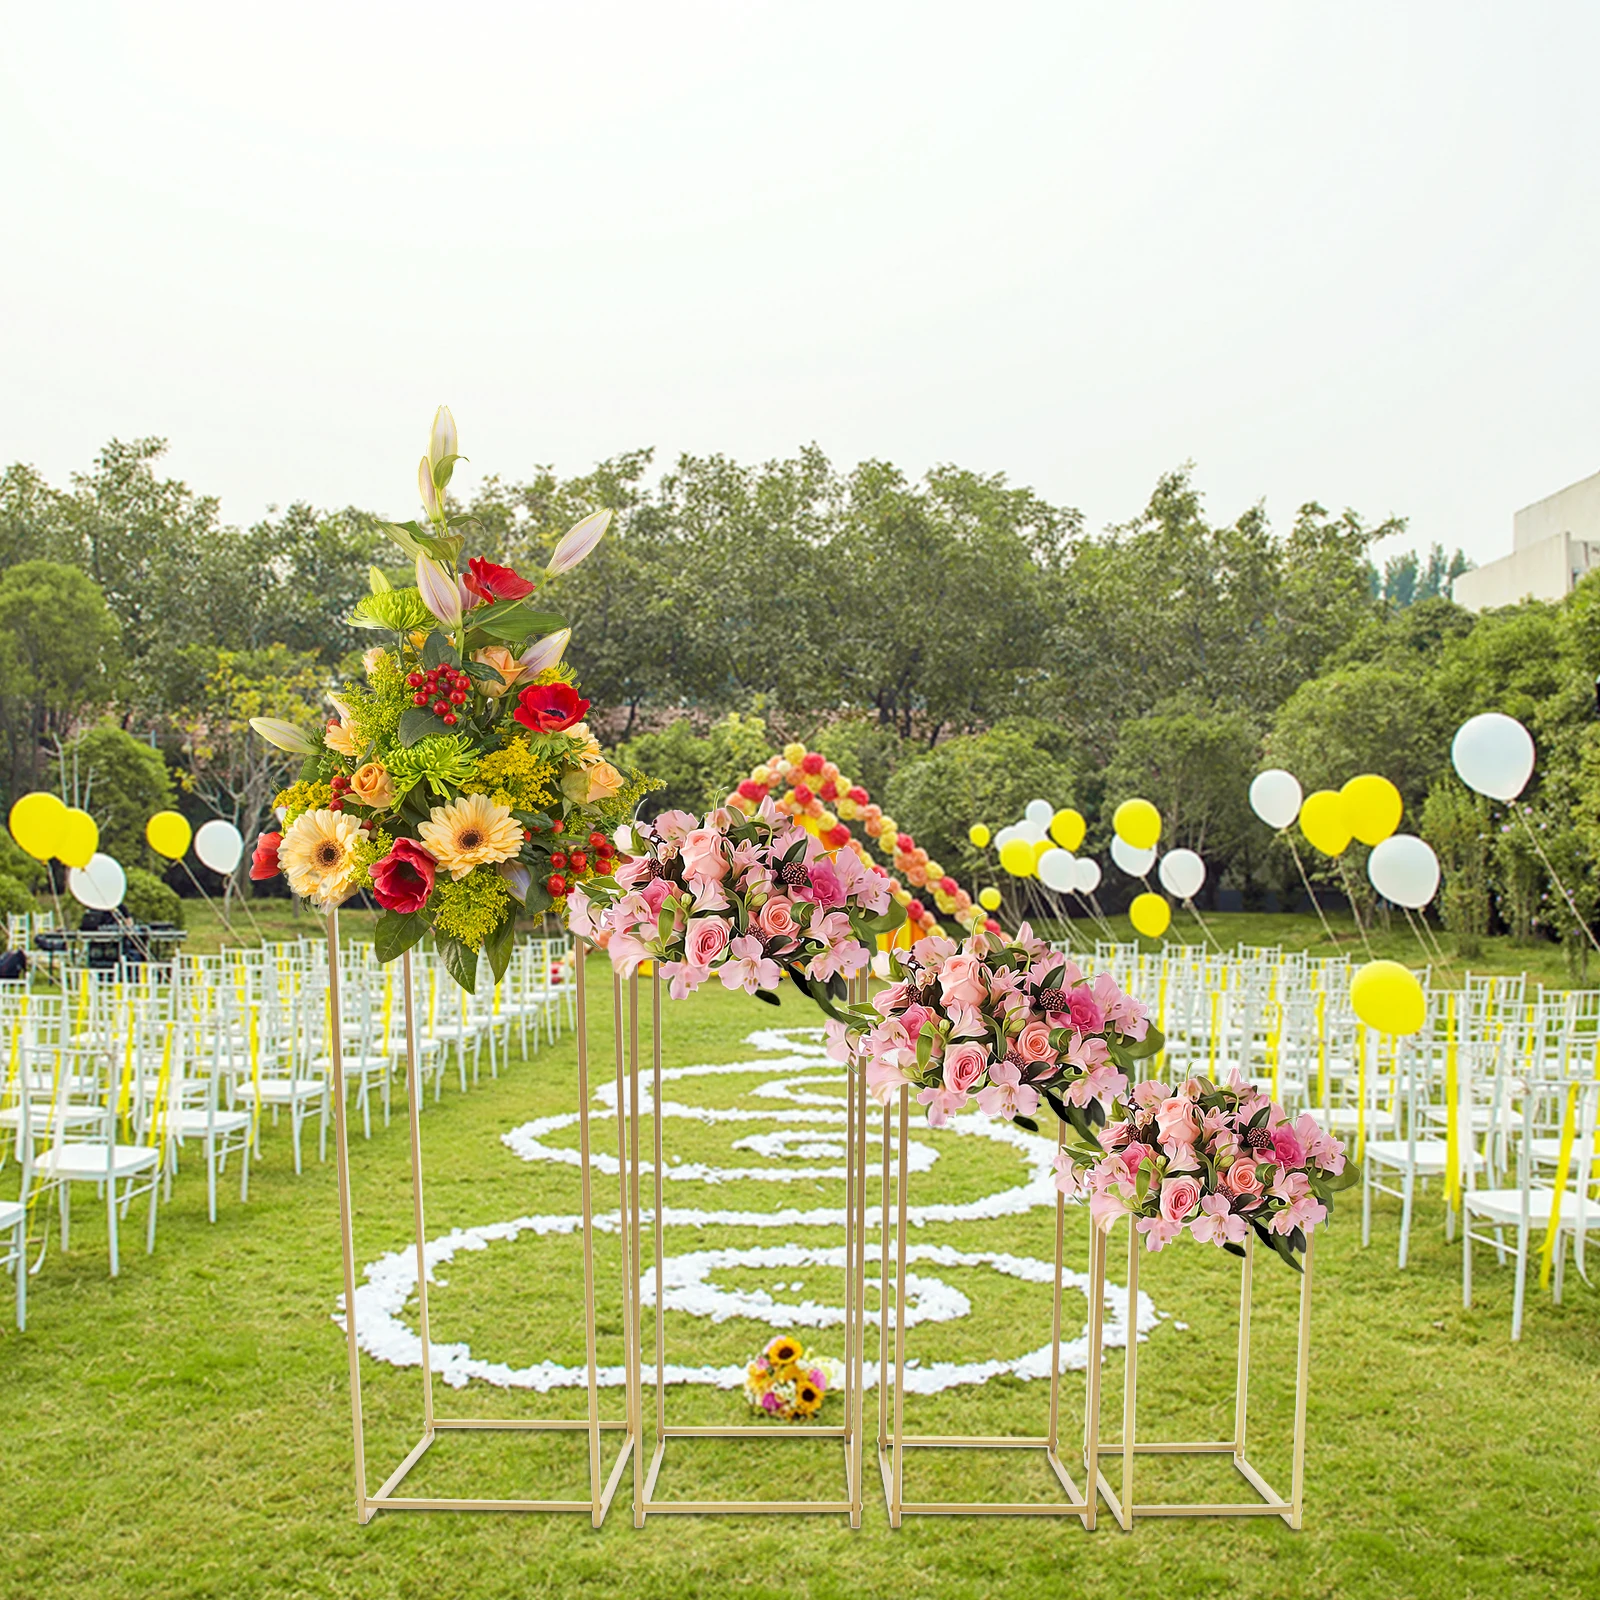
[624,969,870,1524]
[327,917,635,1524]
[876,1086,1102,1525]
[1090,1217,1313,1528]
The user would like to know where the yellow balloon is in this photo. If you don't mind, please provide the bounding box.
[999,837,1036,877]
[1341,774,1403,847]
[1350,959,1426,1036]
[56,808,99,870]
[1031,837,1053,866]
[146,810,193,861]
[978,886,1003,912]
[1113,798,1161,851]
[1129,892,1171,939]
[1298,790,1352,857]
[1049,807,1085,851]
[968,822,991,848]
[7,791,67,861]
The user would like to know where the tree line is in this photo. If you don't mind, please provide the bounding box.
[17,433,1586,972]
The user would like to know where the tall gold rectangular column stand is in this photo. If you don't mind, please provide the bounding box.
[875,1086,1102,1524]
[1091,1219,1313,1527]
[327,917,635,1523]
[628,970,870,1523]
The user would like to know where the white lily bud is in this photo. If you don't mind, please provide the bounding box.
[249,717,316,755]
[517,628,571,675]
[546,509,612,575]
[418,455,443,523]
[498,860,531,904]
[416,554,463,629]
[428,405,458,470]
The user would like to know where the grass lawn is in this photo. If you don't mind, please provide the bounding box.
[3,955,1597,1600]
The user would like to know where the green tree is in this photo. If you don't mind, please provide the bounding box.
[616,712,772,816]
[63,722,176,870]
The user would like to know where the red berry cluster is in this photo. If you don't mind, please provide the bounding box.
[407,664,471,727]
[545,830,617,898]
[328,772,351,812]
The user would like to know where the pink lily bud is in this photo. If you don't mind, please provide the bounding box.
[418,455,443,523]
[249,717,316,755]
[517,628,571,675]
[428,405,458,471]
[546,509,612,575]
[416,554,462,629]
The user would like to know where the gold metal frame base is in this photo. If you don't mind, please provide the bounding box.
[638,1425,860,1519]
[359,1419,635,1522]
[876,1435,1095,1522]
[1091,1441,1297,1527]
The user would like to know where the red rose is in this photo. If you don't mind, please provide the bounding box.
[370,838,437,914]
[461,556,537,605]
[249,831,281,880]
[513,681,591,734]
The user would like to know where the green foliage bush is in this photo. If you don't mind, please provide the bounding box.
[616,712,771,817]
[0,874,35,917]
[64,723,176,869]
[122,866,184,926]
[0,830,46,891]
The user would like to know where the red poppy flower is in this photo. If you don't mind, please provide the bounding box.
[461,556,537,605]
[514,681,591,734]
[370,838,437,914]
[249,831,282,880]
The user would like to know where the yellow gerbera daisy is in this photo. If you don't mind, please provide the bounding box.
[279,808,365,908]
[418,792,524,881]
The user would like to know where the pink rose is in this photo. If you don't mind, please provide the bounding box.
[685,917,730,968]
[1156,1096,1200,1146]
[1159,1175,1202,1225]
[1066,988,1104,1033]
[938,953,988,1009]
[1222,1158,1264,1202]
[639,877,671,915]
[679,827,728,881]
[900,1003,936,1040]
[756,895,798,939]
[942,1039,989,1096]
[1270,1124,1306,1169]
[1015,1019,1056,1063]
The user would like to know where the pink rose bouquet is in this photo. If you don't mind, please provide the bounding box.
[845,923,1162,1139]
[1056,1069,1355,1270]
[572,798,906,1012]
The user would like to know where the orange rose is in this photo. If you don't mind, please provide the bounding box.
[562,760,624,803]
[349,761,394,809]
[472,645,527,698]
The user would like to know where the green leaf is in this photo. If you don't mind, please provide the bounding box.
[378,521,428,559]
[431,452,467,491]
[461,659,501,685]
[368,566,392,594]
[484,911,517,984]
[916,1030,933,1071]
[1013,1114,1039,1133]
[1124,1024,1165,1061]
[421,631,458,669]
[523,881,554,918]
[1325,1160,1361,1193]
[656,907,676,947]
[434,931,480,994]
[374,910,429,964]
[398,708,439,747]
[470,602,566,643]
[860,899,907,936]
[754,989,781,1007]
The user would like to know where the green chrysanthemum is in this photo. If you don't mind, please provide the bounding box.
[349,587,432,633]
[431,867,513,949]
[386,735,478,799]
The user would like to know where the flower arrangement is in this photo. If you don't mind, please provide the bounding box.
[1055,1071,1356,1270]
[725,742,1001,941]
[843,923,1162,1139]
[742,1334,843,1421]
[249,408,655,990]
[572,797,905,1009]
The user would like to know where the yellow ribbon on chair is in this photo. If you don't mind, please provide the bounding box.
[1443,993,1461,1211]
[1539,1082,1580,1291]
[1356,1023,1368,1161]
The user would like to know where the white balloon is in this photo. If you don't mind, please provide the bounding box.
[1157,848,1206,900]
[1037,848,1077,892]
[194,819,245,875]
[1367,833,1441,910]
[992,824,1023,851]
[1249,769,1303,830]
[68,852,126,911]
[1451,712,1536,802]
[1110,835,1157,877]
[1074,857,1102,894]
[1015,818,1048,845]
[1024,798,1054,829]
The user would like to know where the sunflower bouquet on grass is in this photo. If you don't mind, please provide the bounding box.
[742,1335,842,1421]
[248,407,655,991]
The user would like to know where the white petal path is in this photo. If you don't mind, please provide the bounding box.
[345,1026,1171,1393]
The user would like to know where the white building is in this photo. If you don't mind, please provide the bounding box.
[1453,470,1600,611]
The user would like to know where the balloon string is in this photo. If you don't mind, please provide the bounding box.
[1514,805,1600,956]
[1286,835,1341,948]
[1336,858,1375,961]
[1185,897,1226,954]
[1077,891,1117,941]
[180,859,237,940]
[1401,905,1445,977]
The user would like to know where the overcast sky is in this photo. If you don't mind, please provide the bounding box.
[3,2,1597,565]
